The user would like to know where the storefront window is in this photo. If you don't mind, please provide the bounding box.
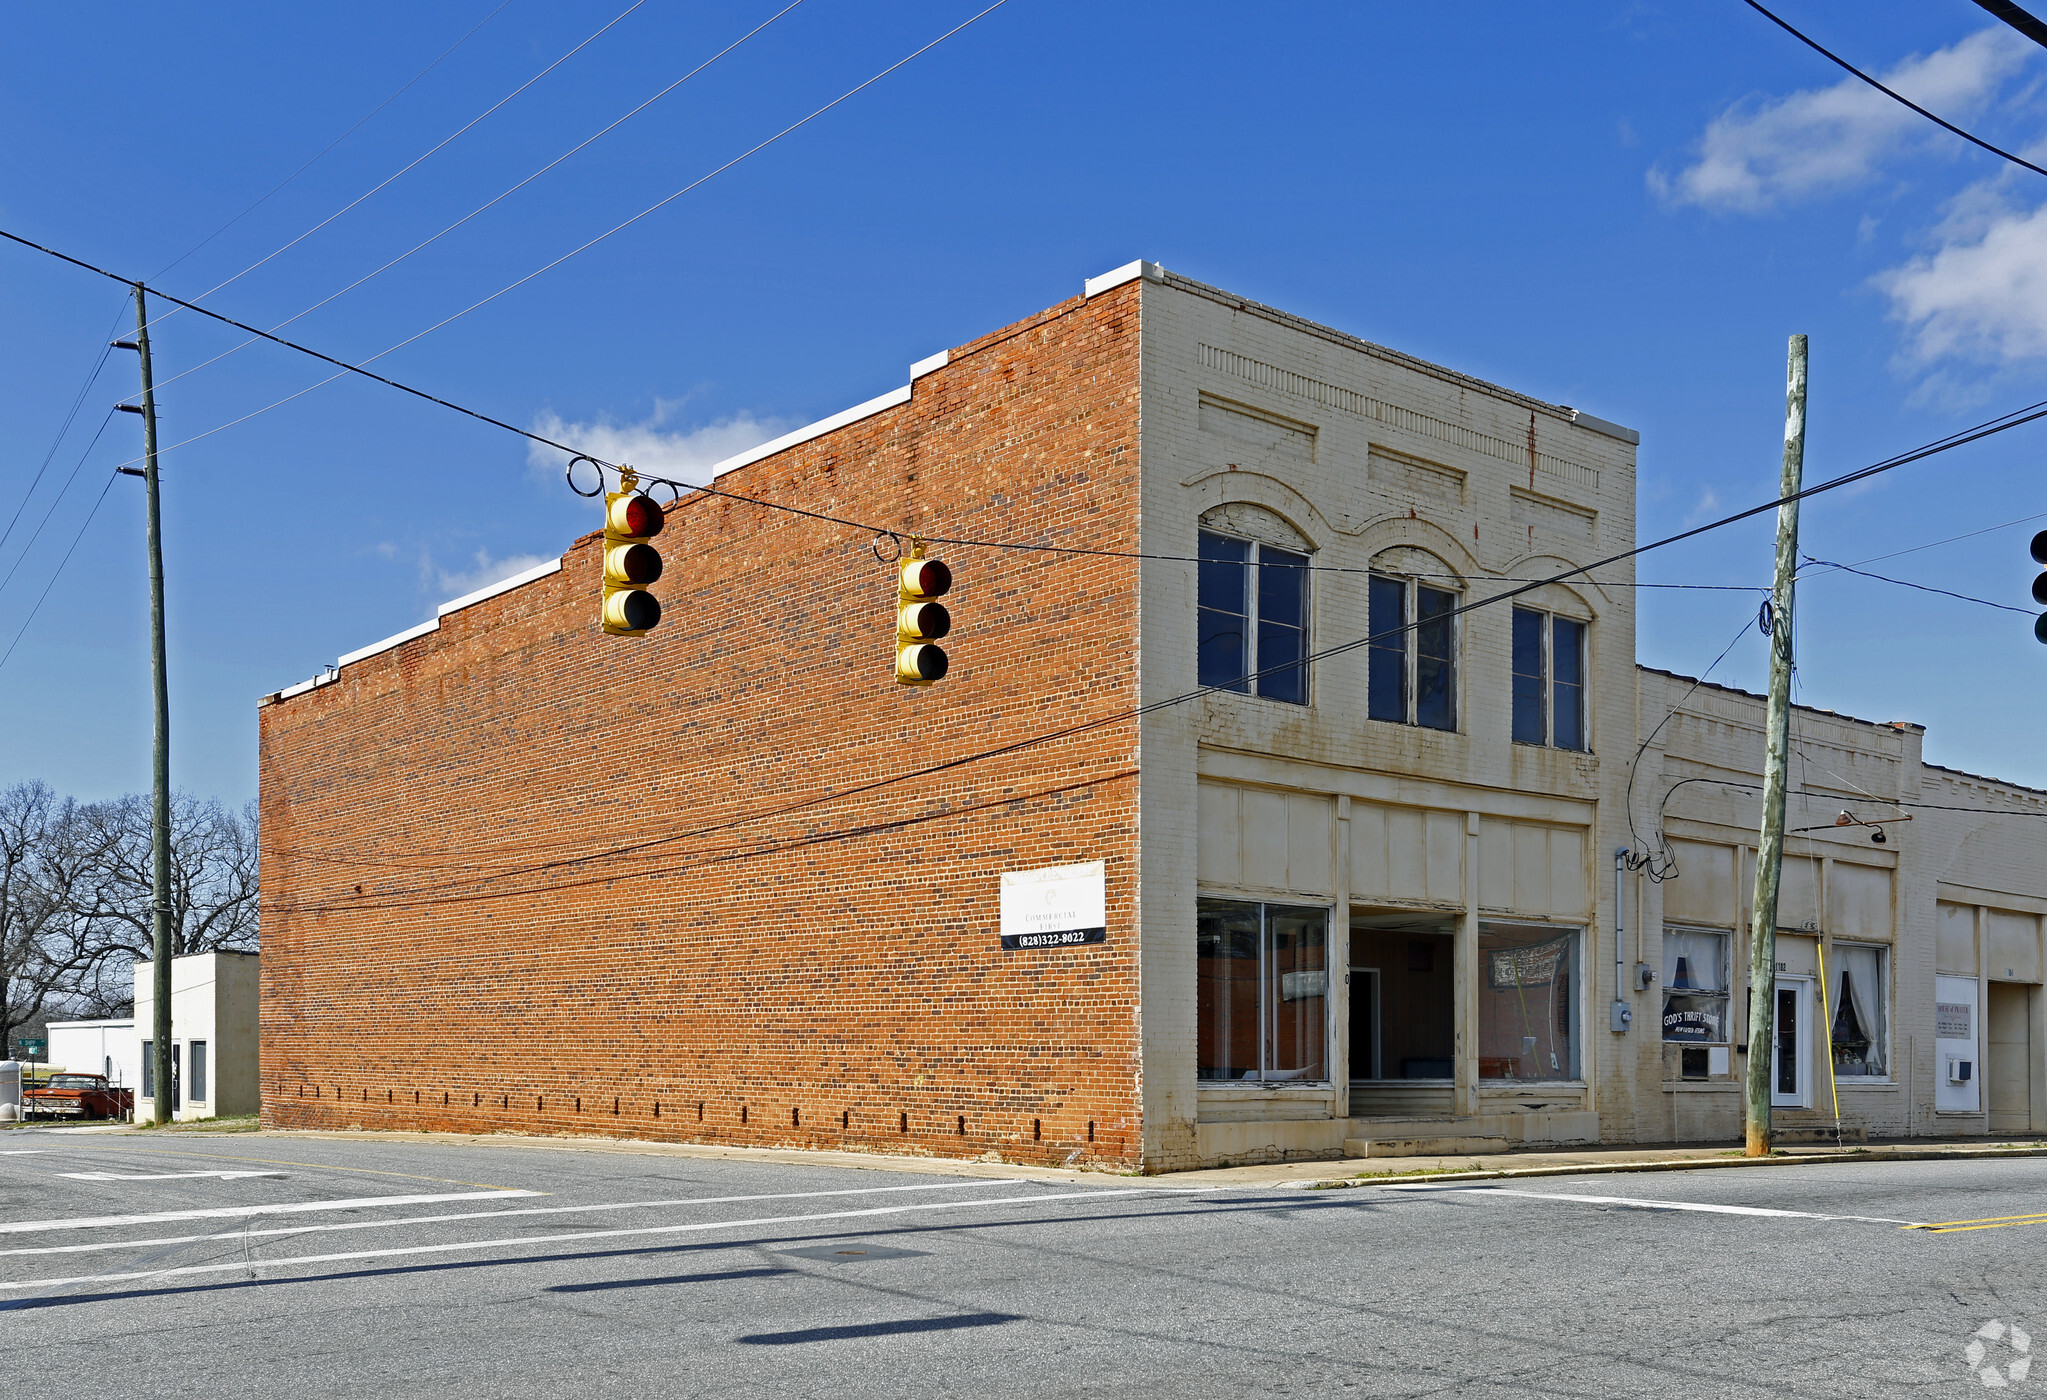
[1477,923,1579,1081]
[1662,928,1731,1043]
[1198,899,1328,1082]
[1830,943,1889,1078]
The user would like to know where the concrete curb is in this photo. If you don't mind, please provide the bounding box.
[1289,1144,2047,1190]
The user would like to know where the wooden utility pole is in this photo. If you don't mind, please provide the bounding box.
[1743,334,1806,1157]
[117,285,174,1126]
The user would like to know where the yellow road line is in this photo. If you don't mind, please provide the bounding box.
[1905,1212,2047,1233]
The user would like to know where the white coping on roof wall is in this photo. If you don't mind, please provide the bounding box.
[709,384,912,484]
[437,556,562,618]
[911,349,949,378]
[1564,408,1640,446]
[264,557,566,704]
[1085,260,1162,298]
[337,618,440,669]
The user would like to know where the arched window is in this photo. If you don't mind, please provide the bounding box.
[1366,549,1458,732]
[1197,505,1312,704]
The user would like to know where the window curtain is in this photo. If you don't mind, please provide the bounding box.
[1831,944,1888,1077]
[1662,928,1730,1043]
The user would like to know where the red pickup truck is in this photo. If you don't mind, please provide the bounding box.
[22,1073,133,1121]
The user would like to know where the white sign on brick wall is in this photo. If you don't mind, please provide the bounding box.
[999,861,1106,950]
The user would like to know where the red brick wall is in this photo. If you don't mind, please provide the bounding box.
[258,284,1148,1167]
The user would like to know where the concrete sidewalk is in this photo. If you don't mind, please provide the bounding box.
[50,1123,2047,1191]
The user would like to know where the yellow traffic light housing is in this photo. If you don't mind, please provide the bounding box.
[895,544,951,685]
[602,470,664,636]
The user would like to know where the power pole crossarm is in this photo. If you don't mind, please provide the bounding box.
[1744,334,1807,1158]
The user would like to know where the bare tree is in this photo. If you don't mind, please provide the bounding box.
[0,783,114,1053]
[0,785,259,1042]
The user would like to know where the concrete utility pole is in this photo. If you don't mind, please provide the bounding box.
[1743,334,1806,1158]
[117,285,174,1127]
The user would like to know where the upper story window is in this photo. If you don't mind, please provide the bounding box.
[1367,574,1457,731]
[1512,608,1587,750]
[1197,512,1312,705]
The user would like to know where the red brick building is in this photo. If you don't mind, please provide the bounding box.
[261,269,1151,1166]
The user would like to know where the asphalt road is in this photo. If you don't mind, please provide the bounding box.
[0,1129,2042,1398]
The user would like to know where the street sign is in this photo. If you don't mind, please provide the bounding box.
[14,1038,45,1056]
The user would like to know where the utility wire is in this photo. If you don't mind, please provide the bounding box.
[1801,553,2032,614]
[147,1,513,285]
[1827,509,2047,569]
[145,1,801,399]
[1970,0,2047,53]
[274,398,2042,909]
[0,408,119,605]
[118,0,1010,464]
[266,769,1137,917]
[150,0,644,332]
[1742,0,2047,179]
[0,339,117,563]
[0,473,119,678]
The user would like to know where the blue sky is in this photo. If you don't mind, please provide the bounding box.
[2,0,2045,804]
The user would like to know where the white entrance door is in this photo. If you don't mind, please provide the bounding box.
[1935,974,1981,1115]
[1771,977,1812,1109]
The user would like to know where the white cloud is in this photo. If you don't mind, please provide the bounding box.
[1879,197,2047,362]
[435,549,553,600]
[1651,27,2029,211]
[526,401,786,489]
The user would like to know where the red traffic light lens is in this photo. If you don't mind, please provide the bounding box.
[900,558,951,597]
[2032,530,2047,566]
[608,493,666,538]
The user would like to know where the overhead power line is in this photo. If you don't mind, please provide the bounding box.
[148,0,515,285]
[1741,0,2047,180]
[1801,553,2033,614]
[1970,0,2047,53]
[268,404,2045,912]
[144,0,802,400]
[112,0,1011,466]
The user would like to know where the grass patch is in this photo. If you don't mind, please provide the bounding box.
[131,1115,260,1134]
[1318,1164,1477,1187]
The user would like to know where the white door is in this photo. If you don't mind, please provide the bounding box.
[1936,975,1982,1114]
[1771,977,1812,1109]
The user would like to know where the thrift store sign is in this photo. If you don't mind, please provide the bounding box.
[999,860,1106,950]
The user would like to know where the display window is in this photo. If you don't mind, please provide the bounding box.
[1477,922,1580,1081]
[1197,899,1329,1082]
[1830,943,1889,1078]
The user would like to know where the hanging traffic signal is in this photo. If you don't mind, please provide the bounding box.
[602,477,664,636]
[896,548,951,685]
[2033,530,2047,645]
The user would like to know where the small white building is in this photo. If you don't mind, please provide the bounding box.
[134,951,260,1121]
[46,1018,140,1088]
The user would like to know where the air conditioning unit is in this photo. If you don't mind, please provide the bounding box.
[1947,1057,1974,1085]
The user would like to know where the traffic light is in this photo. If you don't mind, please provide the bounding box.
[602,477,665,636]
[895,547,951,684]
[2033,530,2047,645]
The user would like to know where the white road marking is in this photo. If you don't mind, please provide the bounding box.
[0,1152,43,1156]
[1387,1184,1918,1225]
[0,1186,1201,1292]
[0,1189,542,1236]
[60,1171,288,1182]
[0,1178,1034,1258]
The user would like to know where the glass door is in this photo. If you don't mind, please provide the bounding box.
[1771,978,1812,1108]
